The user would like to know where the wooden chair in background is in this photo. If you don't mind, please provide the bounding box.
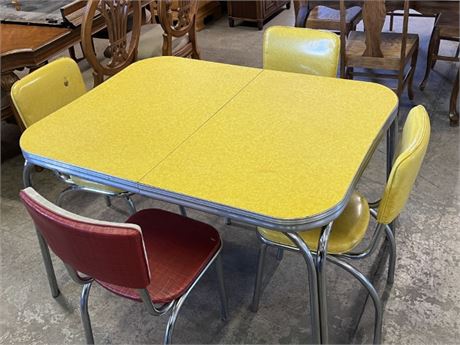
[295,0,361,36]
[137,0,200,59]
[419,13,459,126]
[294,0,361,79]
[81,0,142,86]
[295,0,362,35]
[339,0,419,100]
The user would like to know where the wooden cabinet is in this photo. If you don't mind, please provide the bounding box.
[195,0,222,31]
[151,1,222,31]
[227,0,291,30]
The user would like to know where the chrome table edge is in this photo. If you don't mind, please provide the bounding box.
[21,151,140,193]
[21,104,398,233]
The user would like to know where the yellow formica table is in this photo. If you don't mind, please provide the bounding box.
[20,57,398,344]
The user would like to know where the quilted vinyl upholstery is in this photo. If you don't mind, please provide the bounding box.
[99,209,221,303]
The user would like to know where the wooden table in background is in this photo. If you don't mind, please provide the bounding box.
[0,16,105,122]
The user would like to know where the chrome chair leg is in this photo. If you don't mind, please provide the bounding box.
[164,298,186,345]
[179,205,187,217]
[56,186,74,207]
[80,282,95,344]
[276,248,284,261]
[251,243,268,312]
[316,223,333,344]
[383,224,396,284]
[36,230,60,298]
[24,161,61,298]
[124,195,136,215]
[328,256,382,345]
[215,255,229,320]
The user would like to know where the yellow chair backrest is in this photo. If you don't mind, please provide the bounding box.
[377,105,431,224]
[11,57,86,128]
[263,26,340,77]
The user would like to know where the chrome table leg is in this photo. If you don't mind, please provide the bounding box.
[285,232,321,344]
[316,223,333,344]
[386,119,398,232]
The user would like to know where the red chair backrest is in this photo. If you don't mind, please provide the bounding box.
[20,187,150,289]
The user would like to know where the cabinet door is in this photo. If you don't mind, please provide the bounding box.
[264,0,278,14]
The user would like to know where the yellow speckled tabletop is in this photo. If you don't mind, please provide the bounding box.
[21,56,398,229]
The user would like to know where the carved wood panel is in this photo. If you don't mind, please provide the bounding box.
[81,0,142,86]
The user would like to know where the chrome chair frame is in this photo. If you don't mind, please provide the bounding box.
[251,206,396,344]
[54,171,136,214]
[68,244,228,344]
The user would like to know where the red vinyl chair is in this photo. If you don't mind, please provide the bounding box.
[20,187,228,344]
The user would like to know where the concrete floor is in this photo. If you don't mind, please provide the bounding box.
[1,5,459,345]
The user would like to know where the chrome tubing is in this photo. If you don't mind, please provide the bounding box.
[80,282,95,344]
[251,242,268,312]
[316,223,333,344]
[285,232,321,344]
[327,256,382,345]
[35,229,60,298]
[383,224,396,284]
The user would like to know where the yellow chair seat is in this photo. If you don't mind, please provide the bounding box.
[258,192,370,254]
[69,176,126,194]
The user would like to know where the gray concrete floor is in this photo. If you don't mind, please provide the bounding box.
[1,6,459,345]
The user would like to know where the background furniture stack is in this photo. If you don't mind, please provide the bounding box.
[227,0,291,30]
[419,12,459,126]
[339,0,419,100]
[294,0,361,34]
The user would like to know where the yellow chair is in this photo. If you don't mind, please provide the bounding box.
[11,57,136,214]
[263,26,340,77]
[252,105,431,344]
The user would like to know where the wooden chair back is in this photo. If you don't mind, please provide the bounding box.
[81,0,142,86]
[339,0,410,75]
[295,0,341,27]
[157,0,200,58]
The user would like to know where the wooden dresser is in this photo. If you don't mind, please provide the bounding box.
[196,0,222,31]
[227,0,291,30]
[151,0,222,31]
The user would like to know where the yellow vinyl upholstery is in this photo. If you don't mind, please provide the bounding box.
[377,105,431,224]
[263,26,340,77]
[258,106,430,253]
[258,192,370,254]
[11,58,86,128]
[11,58,125,194]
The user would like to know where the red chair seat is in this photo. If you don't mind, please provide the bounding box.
[98,209,221,304]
